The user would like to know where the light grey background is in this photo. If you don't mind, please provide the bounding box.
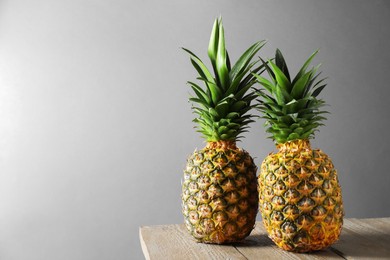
[0,0,389,259]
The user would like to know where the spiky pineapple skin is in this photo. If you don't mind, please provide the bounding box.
[259,140,343,252]
[182,141,258,244]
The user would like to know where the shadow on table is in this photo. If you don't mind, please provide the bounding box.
[233,234,273,247]
[232,234,337,257]
[330,229,390,259]
[232,231,390,259]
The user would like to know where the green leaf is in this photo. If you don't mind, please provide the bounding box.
[253,73,274,93]
[189,97,208,109]
[218,93,234,104]
[193,118,210,128]
[191,106,207,114]
[192,113,213,129]
[200,113,214,127]
[275,85,286,105]
[260,58,276,84]
[294,127,304,134]
[307,99,326,110]
[301,130,314,139]
[300,113,314,120]
[236,80,257,100]
[263,109,284,118]
[194,121,213,137]
[306,76,326,96]
[240,119,255,125]
[216,19,229,90]
[274,134,287,143]
[239,125,251,131]
[226,50,232,72]
[231,100,247,111]
[240,63,266,88]
[230,40,266,81]
[218,125,228,134]
[283,98,310,114]
[196,77,222,105]
[227,129,238,135]
[275,49,290,81]
[288,133,300,140]
[227,63,253,96]
[183,48,215,84]
[292,50,319,86]
[276,122,289,129]
[289,123,300,129]
[303,72,322,96]
[291,71,311,99]
[227,123,240,129]
[290,112,299,122]
[226,112,239,119]
[278,128,292,135]
[312,84,327,97]
[215,101,229,117]
[239,104,256,115]
[302,123,319,132]
[299,119,309,126]
[208,18,219,68]
[220,134,232,140]
[208,107,220,119]
[183,48,221,104]
[279,115,294,125]
[187,81,211,104]
[268,59,291,92]
[242,92,257,103]
[260,94,278,106]
[312,116,327,122]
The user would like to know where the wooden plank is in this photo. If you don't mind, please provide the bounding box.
[343,218,390,249]
[330,218,390,259]
[140,218,390,259]
[139,227,151,260]
[139,224,246,260]
[140,222,343,260]
[233,223,342,260]
[354,217,390,234]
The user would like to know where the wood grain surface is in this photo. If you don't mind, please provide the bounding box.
[139,218,390,259]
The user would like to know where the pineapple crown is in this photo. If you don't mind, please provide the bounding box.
[183,17,266,142]
[254,49,328,144]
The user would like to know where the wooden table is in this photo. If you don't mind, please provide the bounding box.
[139,218,390,259]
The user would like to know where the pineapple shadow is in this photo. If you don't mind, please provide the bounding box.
[232,235,335,258]
[329,231,390,258]
[231,231,390,258]
[233,234,273,247]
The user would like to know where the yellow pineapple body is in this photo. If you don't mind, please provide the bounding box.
[259,140,343,252]
[182,141,258,244]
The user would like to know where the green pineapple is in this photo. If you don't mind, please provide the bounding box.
[181,17,265,243]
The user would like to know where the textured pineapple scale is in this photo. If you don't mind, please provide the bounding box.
[259,140,344,252]
[182,144,258,244]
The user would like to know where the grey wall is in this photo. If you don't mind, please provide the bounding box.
[0,0,389,259]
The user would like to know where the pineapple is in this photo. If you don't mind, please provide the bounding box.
[254,49,344,252]
[181,18,265,244]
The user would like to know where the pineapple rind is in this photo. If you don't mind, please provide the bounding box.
[259,140,343,252]
[182,141,258,244]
